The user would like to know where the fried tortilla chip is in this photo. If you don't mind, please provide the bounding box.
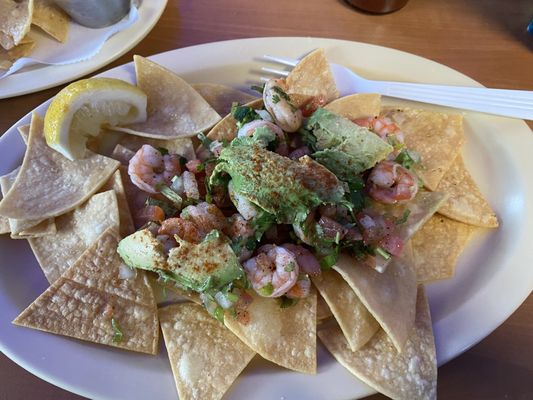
[324,94,381,120]
[412,215,477,282]
[159,303,255,400]
[0,36,34,70]
[436,154,498,227]
[333,256,417,353]
[206,98,263,142]
[29,190,120,283]
[0,215,9,234]
[14,227,159,355]
[383,108,464,190]
[32,0,69,42]
[101,169,135,237]
[0,0,33,50]
[0,113,119,221]
[318,286,437,400]
[316,293,333,322]
[192,83,258,116]
[312,269,379,351]
[224,290,317,374]
[117,134,196,161]
[114,56,221,139]
[286,48,339,104]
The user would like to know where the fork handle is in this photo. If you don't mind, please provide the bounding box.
[358,79,533,120]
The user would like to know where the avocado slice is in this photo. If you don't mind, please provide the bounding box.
[117,229,168,272]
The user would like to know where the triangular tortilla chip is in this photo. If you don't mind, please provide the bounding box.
[0,35,34,70]
[32,0,69,42]
[436,154,498,227]
[286,48,339,103]
[101,169,135,238]
[114,56,221,139]
[0,113,119,220]
[14,227,159,354]
[223,290,317,374]
[318,286,437,400]
[383,108,464,190]
[206,98,263,142]
[334,256,417,353]
[0,215,9,234]
[0,0,33,50]
[159,303,255,400]
[324,93,381,120]
[29,190,120,283]
[192,83,259,116]
[312,269,379,351]
[117,134,196,161]
[412,215,477,283]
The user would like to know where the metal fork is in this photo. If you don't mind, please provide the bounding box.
[262,55,533,120]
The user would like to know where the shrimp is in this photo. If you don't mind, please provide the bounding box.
[263,78,303,133]
[237,119,288,155]
[223,213,256,261]
[180,202,228,236]
[228,180,258,220]
[243,245,299,298]
[354,116,405,143]
[158,217,204,243]
[286,274,312,299]
[367,161,418,204]
[281,243,321,276]
[128,144,181,194]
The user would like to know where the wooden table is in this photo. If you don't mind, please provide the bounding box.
[1,0,532,399]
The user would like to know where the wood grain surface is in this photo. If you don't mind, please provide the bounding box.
[0,0,532,399]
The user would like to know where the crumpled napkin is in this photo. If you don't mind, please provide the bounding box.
[0,5,139,79]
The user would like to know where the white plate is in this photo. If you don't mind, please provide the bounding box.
[1,37,532,400]
[0,0,167,99]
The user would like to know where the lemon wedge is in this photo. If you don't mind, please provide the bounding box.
[44,78,147,160]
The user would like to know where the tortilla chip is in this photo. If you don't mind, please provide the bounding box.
[224,290,317,374]
[334,255,417,353]
[17,123,30,142]
[286,48,339,103]
[0,0,33,50]
[316,293,333,322]
[0,35,34,70]
[324,94,381,120]
[29,190,120,284]
[159,303,255,400]
[192,83,258,116]
[312,269,379,351]
[101,169,135,237]
[383,108,464,190]
[318,286,437,400]
[32,0,69,42]
[114,56,221,139]
[117,134,196,162]
[14,227,159,355]
[436,155,498,227]
[111,144,136,165]
[206,98,263,142]
[412,215,477,282]
[0,216,9,234]
[0,113,120,221]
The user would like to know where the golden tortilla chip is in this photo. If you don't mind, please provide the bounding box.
[383,108,464,190]
[14,227,159,355]
[286,48,339,103]
[32,0,69,42]
[192,83,258,116]
[0,215,10,234]
[318,286,437,400]
[114,56,221,139]
[324,94,381,120]
[0,35,34,70]
[29,190,120,283]
[312,269,379,351]
[159,303,255,400]
[224,290,317,374]
[333,255,417,353]
[206,98,263,142]
[117,134,196,162]
[101,169,135,237]
[412,215,477,283]
[436,154,498,227]
[0,0,33,50]
[0,113,119,221]
[316,293,333,322]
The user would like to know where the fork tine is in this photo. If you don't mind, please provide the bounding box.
[260,67,289,77]
[263,54,298,67]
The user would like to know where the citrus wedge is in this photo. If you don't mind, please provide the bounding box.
[44,78,147,160]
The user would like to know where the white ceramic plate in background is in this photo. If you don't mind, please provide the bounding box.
[0,37,532,400]
[0,0,167,99]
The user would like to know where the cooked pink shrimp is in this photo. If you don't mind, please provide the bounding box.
[180,202,227,236]
[158,217,204,243]
[237,119,288,155]
[128,144,181,194]
[223,213,256,261]
[286,274,312,299]
[263,78,303,132]
[243,245,299,298]
[354,116,404,143]
[367,161,418,204]
[281,243,321,276]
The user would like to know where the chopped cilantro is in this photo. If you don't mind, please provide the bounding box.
[279,296,298,308]
[375,246,391,260]
[284,262,295,272]
[155,184,183,208]
[395,148,421,170]
[396,209,411,225]
[231,103,261,128]
[156,146,169,156]
[251,84,265,94]
[271,94,281,104]
[145,197,177,218]
[319,251,338,269]
[197,132,213,150]
[272,86,291,101]
[259,282,274,296]
[111,318,123,343]
[214,306,225,322]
